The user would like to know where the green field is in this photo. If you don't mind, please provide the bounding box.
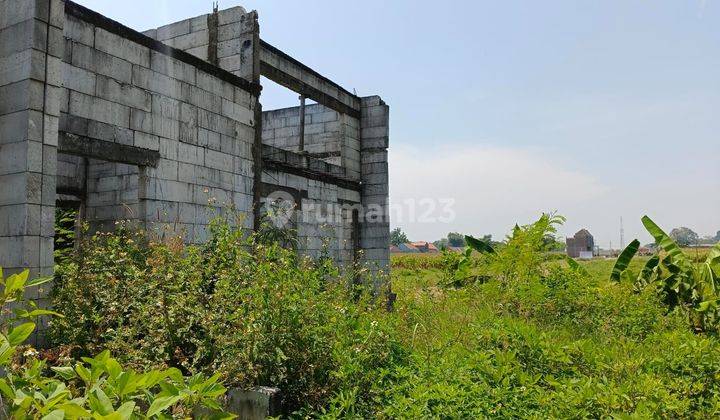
[376,253,720,417]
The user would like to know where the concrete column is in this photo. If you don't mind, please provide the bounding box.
[0,0,64,346]
[359,96,390,286]
[0,0,64,284]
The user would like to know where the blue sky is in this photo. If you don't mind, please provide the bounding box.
[78,0,720,247]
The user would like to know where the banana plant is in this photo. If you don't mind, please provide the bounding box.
[610,216,720,332]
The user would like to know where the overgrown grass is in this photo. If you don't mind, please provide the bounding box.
[45,215,720,418]
[324,257,720,418]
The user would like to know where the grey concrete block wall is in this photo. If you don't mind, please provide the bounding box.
[261,104,361,180]
[59,4,258,241]
[261,168,359,267]
[2,0,390,304]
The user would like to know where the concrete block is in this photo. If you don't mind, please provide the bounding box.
[150,51,196,84]
[0,18,46,58]
[95,27,150,67]
[178,202,196,223]
[184,45,207,61]
[48,0,64,29]
[71,42,132,84]
[151,94,180,120]
[0,172,41,205]
[179,120,197,145]
[96,75,152,112]
[0,49,44,86]
[134,131,160,151]
[41,144,56,174]
[145,199,178,223]
[361,125,389,140]
[178,142,203,164]
[189,15,208,32]
[154,179,192,203]
[0,140,41,174]
[130,109,153,133]
[165,29,208,51]
[0,110,42,144]
[360,96,382,107]
[221,98,254,126]
[68,91,130,128]
[64,115,134,145]
[215,56,240,78]
[197,71,233,101]
[205,148,233,172]
[0,204,40,236]
[151,115,179,140]
[177,162,196,184]
[361,150,387,164]
[181,83,221,113]
[216,38,241,60]
[0,0,44,29]
[43,84,62,117]
[64,14,93,46]
[132,65,182,99]
[47,24,64,59]
[360,136,388,150]
[0,235,40,270]
[220,134,234,155]
[217,7,247,26]
[158,137,178,160]
[0,79,45,115]
[217,22,241,42]
[156,19,190,41]
[198,127,221,150]
[62,63,96,95]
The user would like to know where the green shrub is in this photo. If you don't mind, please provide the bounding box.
[50,218,404,413]
[0,268,231,419]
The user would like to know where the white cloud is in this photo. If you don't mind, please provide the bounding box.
[389,144,609,242]
[389,143,720,248]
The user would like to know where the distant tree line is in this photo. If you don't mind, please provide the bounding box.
[391,226,719,250]
[670,227,720,246]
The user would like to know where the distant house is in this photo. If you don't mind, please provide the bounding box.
[566,229,594,259]
[397,243,420,253]
[390,242,441,254]
[411,241,439,253]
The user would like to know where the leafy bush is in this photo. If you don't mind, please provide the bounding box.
[0,268,231,418]
[50,218,404,413]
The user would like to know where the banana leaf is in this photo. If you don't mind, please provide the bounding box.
[699,262,718,295]
[638,254,660,282]
[465,235,495,254]
[610,239,640,281]
[707,242,720,274]
[565,256,588,275]
[641,215,689,268]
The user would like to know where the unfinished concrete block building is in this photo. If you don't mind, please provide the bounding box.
[0,0,390,289]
